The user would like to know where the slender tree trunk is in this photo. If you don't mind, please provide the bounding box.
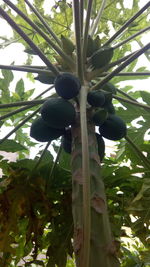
[71,114,120,267]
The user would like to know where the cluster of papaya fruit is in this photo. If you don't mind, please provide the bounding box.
[30,71,126,161]
[86,35,114,70]
[35,34,114,84]
[30,73,80,147]
[31,34,126,160]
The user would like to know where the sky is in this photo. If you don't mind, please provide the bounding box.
[0,0,150,165]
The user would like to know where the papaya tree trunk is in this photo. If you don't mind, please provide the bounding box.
[71,114,120,267]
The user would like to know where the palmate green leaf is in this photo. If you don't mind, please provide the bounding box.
[15,78,25,99]
[24,88,35,99]
[140,91,150,105]
[0,70,14,104]
[1,69,14,84]
[116,105,140,124]
[116,96,150,124]
[50,2,73,37]
[10,158,36,171]
[36,149,53,166]
[0,139,27,152]
[17,0,28,16]
[59,149,71,171]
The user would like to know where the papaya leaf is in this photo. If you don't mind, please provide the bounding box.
[0,139,27,152]
[15,78,25,99]
[140,91,150,106]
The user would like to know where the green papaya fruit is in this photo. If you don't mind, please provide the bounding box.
[92,108,108,126]
[99,114,127,141]
[90,46,114,69]
[101,82,117,94]
[86,35,95,57]
[101,90,112,106]
[93,35,101,51]
[104,102,116,114]
[54,73,81,99]
[34,73,55,84]
[30,117,64,142]
[87,90,105,107]
[41,98,76,129]
[61,35,75,54]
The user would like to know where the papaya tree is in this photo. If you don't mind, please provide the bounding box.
[0,0,150,266]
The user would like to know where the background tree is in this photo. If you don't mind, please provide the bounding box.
[0,0,150,266]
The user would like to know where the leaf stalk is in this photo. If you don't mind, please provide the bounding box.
[113,95,150,111]
[92,42,150,90]
[90,0,107,37]
[0,6,59,75]
[104,1,150,46]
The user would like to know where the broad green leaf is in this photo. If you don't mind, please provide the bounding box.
[140,91,150,106]
[2,69,14,84]
[15,78,25,99]
[0,140,27,152]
